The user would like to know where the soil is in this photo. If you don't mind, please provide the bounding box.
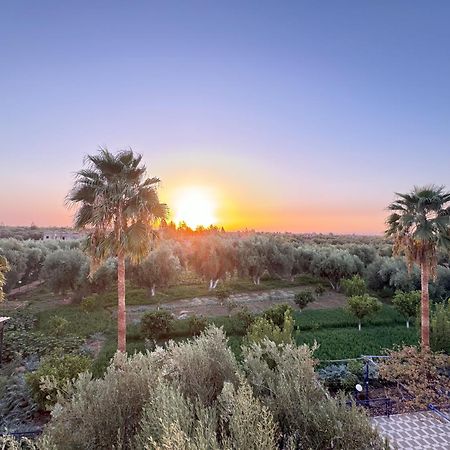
[125,287,347,323]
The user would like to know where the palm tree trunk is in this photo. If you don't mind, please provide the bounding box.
[420,262,430,351]
[117,252,126,352]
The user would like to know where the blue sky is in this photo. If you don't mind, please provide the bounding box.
[1,1,449,232]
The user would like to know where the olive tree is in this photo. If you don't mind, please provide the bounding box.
[42,249,88,293]
[133,245,181,296]
[310,248,363,290]
[190,237,237,289]
[237,235,269,285]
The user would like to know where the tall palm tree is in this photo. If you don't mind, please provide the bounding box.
[68,148,167,352]
[386,185,450,350]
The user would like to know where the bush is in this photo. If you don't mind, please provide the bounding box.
[140,310,174,340]
[26,352,92,410]
[314,284,325,296]
[242,341,386,449]
[431,300,450,353]
[262,303,293,327]
[42,351,166,450]
[80,294,103,312]
[187,314,208,336]
[245,310,294,346]
[294,289,315,310]
[165,326,239,406]
[232,307,255,334]
[318,364,357,392]
[215,287,232,304]
[379,346,450,410]
[341,275,366,297]
[46,315,69,337]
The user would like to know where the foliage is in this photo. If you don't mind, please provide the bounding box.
[386,185,450,276]
[0,255,10,301]
[386,185,450,350]
[80,294,103,312]
[215,286,232,304]
[41,249,88,293]
[430,301,450,353]
[0,374,38,432]
[341,274,366,297]
[140,310,174,340]
[26,353,92,410]
[310,248,363,290]
[68,148,167,352]
[345,294,382,329]
[392,290,420,327]
[245,310,294,345]
[46,315,69,337]
[3,313,82,362]
[378,346,450,409]
[294,289,315,310]
[229,307,255,335]
[132,244,180,296]
[318,364,358,392]
[314,283,325,296]
[187,314,208,336]
[164,327,239,406]
[41,327,385,450]
[242,341,386,449]
[262,303,293,328]
[42,351,165,450]
[297,325,418,360]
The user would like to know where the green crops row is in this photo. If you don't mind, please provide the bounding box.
[296,325,419,360]
[294,305,409,331]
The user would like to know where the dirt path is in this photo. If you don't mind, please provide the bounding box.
[126,286,346,323]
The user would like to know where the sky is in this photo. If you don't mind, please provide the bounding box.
[1,1,450,234]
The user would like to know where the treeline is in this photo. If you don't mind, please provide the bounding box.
[2,233,450,302]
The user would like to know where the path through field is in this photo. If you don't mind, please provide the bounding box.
[125,286,346,322]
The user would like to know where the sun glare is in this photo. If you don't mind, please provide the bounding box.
[172,187,217,229]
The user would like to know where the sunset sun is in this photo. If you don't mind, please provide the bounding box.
[172,187,217,229]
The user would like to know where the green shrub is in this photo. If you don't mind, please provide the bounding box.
[187,314,208,336]
[318,364,357,392]
[215,287,232,304]
[341,275,366,297]
[47,315,69,336]
[431,300,450,353]
[26,352,92,410]
[232,307,255,334]
[80,294,102,312]
[245,310,294,346]
[314,284,326,296]
[42,352,165,450]
[165,326,239,406]
[242,341,386,449]
[262,303,293,327]
[140,310,173,339]
[294,289,315,310]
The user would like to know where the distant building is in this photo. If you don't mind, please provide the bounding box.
[43,231,81,241]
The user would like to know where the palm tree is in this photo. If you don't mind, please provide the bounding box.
[386,185,450,350]
[0,256,10,302]
[68,148,167,352]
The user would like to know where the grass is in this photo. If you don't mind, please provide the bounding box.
[296,325,419,360]
[35,306,113,338]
